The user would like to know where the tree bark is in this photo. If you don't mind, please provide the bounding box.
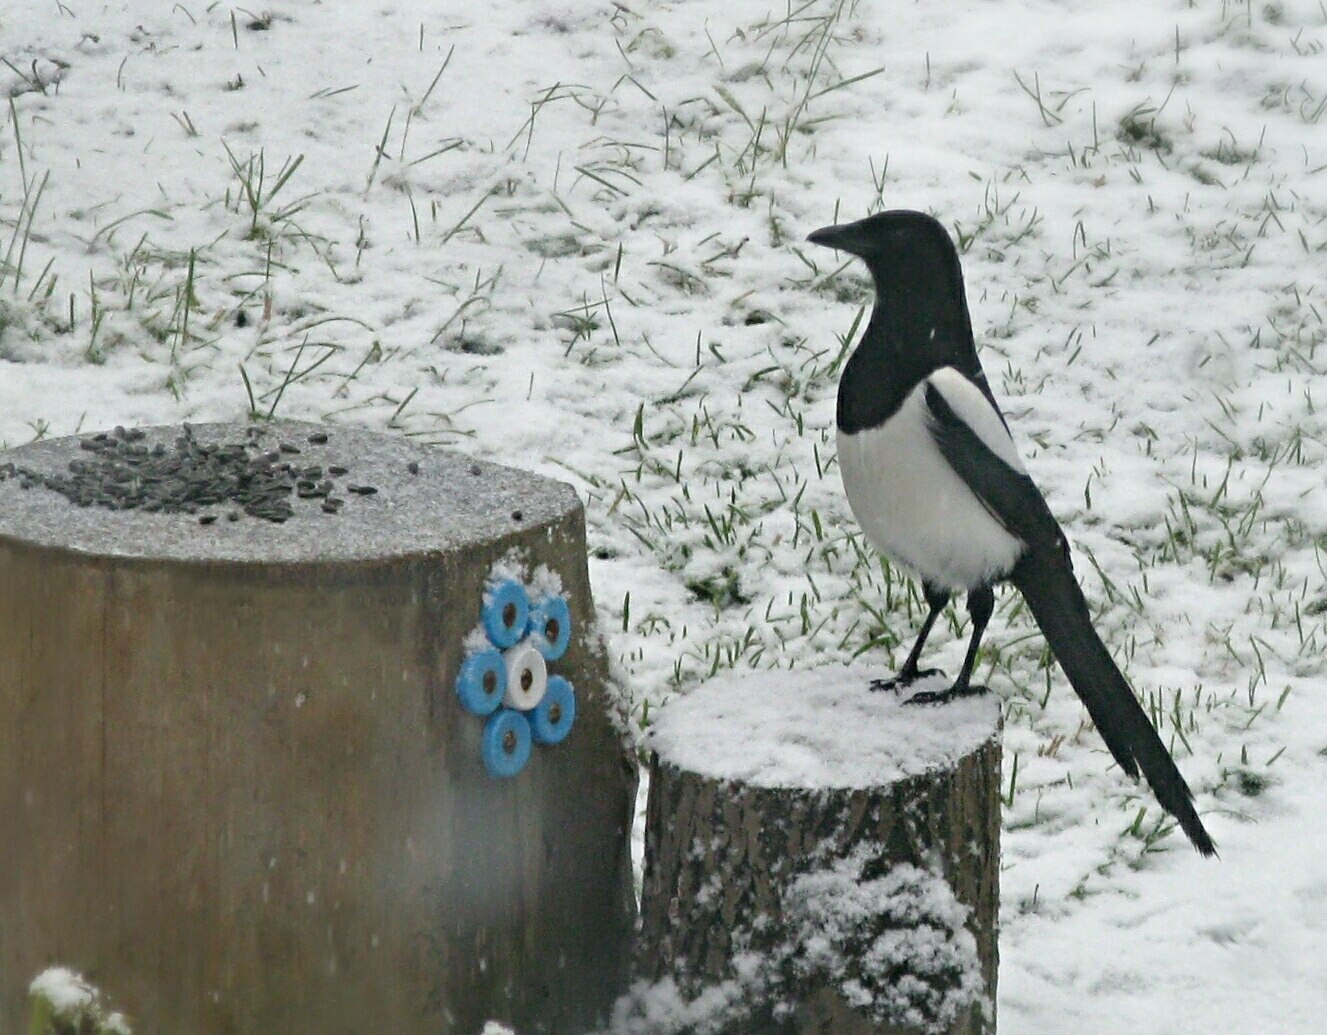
[637,672,1001,1035]
[0,422,637,1035]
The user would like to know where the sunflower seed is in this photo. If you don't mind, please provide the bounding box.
[9,425,358,525]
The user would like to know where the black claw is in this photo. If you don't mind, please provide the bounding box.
[869,668,945,694]
[902,683,990,706]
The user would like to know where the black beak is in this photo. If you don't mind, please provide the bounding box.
[806,222,865,256]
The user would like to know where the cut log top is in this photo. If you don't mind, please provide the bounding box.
[647,666,1001,790]
[0,421,577,565]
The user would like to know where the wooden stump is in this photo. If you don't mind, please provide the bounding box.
[636,667,1001,1035]
[0,421,637,1035]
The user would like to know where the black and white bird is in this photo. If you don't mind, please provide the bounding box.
[807,210,1216,857]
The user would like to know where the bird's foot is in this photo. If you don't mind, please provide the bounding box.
[903,682,989,706]
[869,668,945,694]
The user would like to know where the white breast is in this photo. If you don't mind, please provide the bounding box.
[837,368,1026,592]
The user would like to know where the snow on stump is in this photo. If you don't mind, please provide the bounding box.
[635,667,1001,1035]
[28,967,131,1035]
[0,421,637,1035]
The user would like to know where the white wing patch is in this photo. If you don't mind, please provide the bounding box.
[924,367,1026,474]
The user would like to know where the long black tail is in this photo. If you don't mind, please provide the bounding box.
[1011,549,1217,857]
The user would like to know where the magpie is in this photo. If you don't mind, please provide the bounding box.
[807,210,1216,857]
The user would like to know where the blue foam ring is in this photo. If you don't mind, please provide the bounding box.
[455,649,506,716]
[482,708,532,779]
[530,675,576,745]
[528,595,572,661]
[482,578,530,648]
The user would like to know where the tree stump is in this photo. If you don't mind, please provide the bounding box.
[635,667,1001,1035]
[0,421,637,1035]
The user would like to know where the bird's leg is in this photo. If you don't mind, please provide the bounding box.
[870,583,949,692]
[905,586,993,705]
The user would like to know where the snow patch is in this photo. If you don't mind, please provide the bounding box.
[29,967,96,1016]
[28,967,132,1034]
[607,974,753,1035]
[607,849,983,1034]
[785,849,986,1032]
[527,563,564,600]
[463,624,493,655]
[647,665,999,788]
[483,550,531,595]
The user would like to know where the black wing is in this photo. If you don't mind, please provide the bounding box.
[922,380,1065,560]
[924,379,1215,855]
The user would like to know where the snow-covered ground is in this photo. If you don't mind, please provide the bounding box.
[3,0,1325,1031]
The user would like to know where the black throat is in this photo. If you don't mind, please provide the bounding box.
[836,259,985,435]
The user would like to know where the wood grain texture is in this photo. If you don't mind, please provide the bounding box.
[0,426,637,1035]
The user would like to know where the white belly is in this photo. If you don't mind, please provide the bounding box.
[837,380,1025,592]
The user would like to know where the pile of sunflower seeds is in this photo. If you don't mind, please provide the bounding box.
[0,425,377,524]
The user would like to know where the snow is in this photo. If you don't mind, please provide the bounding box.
[3,0,1326,1032]
[463,623,495,656]
[527,563,564,601]
[611,843,988,1035]
[28,967,131,1034]
[784,850,986,1032]
[28,967,95,1017]
[485,553,532,593]
[648,667,998,788]
[608,975,750,1035]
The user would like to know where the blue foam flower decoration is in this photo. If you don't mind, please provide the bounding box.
[482,578,530,648]
[530,675,576,745]
[455,649,506,716]
[528,595,572,661]
[482,708,532,778]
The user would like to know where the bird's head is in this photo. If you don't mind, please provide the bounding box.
[806,210,959,282]
[806,210,972,355]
